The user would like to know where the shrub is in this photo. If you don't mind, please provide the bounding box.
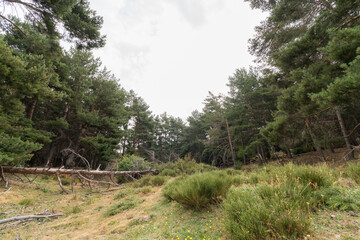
[162,171,232,210]
[133,175,166,187]
[104,196,144,217]
[345,161,360,183]
[224,185,311,240]
[117,155,151,171]
[159,169,177,177]
[234,161,243,170]
[286,164,335,189]
[151,176,166,186]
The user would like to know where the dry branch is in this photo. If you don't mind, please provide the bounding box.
[0,214,63,225]
[56,172,70,194]
[0,187,12,196]
[61,148,91,170]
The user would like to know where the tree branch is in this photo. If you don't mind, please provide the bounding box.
[0,13,27,37]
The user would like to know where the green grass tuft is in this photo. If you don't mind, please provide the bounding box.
[163,171,232,210]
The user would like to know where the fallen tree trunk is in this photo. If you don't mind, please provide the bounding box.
[1,166,158,176]
[0,214,63,224]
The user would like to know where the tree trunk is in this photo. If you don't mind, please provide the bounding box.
[286,147,293,158]
[241,138,246,164]
[335,106,354,159]
[305,118,325,161]
[27,99,37,120]
[225,119,236,166]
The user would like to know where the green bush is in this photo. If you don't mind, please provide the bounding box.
[163,171,233,210]
[286,164,336,189]
[155,158,217,176]
[345,161,360,183]
[159,169,177,177]
[224,184,311,240]
[234,161,243,170]
[133,175,167,187]
[151,176,166,186]
[117,155,150,171]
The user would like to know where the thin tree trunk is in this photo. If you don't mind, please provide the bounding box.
[335,106,354,159]
[225,119,236,166]
[305,118,325,161]
[241,138,246,164]
[27,99,37,120]
[286,147,293,158]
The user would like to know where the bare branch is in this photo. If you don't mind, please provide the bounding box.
[0,13,27,36]
[0,187,12,196]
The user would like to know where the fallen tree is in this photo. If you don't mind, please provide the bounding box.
[0,166,158,176]
[0,214,63,225]
[1,166,158,193]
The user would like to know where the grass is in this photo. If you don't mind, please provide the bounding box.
[104,195,144,217]
[1,158,360,239]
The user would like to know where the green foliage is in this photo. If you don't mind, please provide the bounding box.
[104,196,143,217]
[0,132,42,166]
[117,155,150,171]
[163,171,233,210]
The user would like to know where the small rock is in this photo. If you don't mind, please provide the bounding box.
[349,211,357,217]
[330,214,336,219]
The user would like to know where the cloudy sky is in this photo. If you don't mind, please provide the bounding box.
[88,0,267,120]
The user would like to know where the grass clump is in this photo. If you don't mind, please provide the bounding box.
[19,199,33,206]
[163,171,232,210]
[314,186,360,211]
[66,206,83,215]
[224,184,311,240]
[104,196,144,217]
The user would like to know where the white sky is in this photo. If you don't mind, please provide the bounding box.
[89,0,267,120]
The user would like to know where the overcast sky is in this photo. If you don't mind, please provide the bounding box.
[88,0,267,121]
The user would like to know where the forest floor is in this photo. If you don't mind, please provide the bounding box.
[0,149,359,240]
